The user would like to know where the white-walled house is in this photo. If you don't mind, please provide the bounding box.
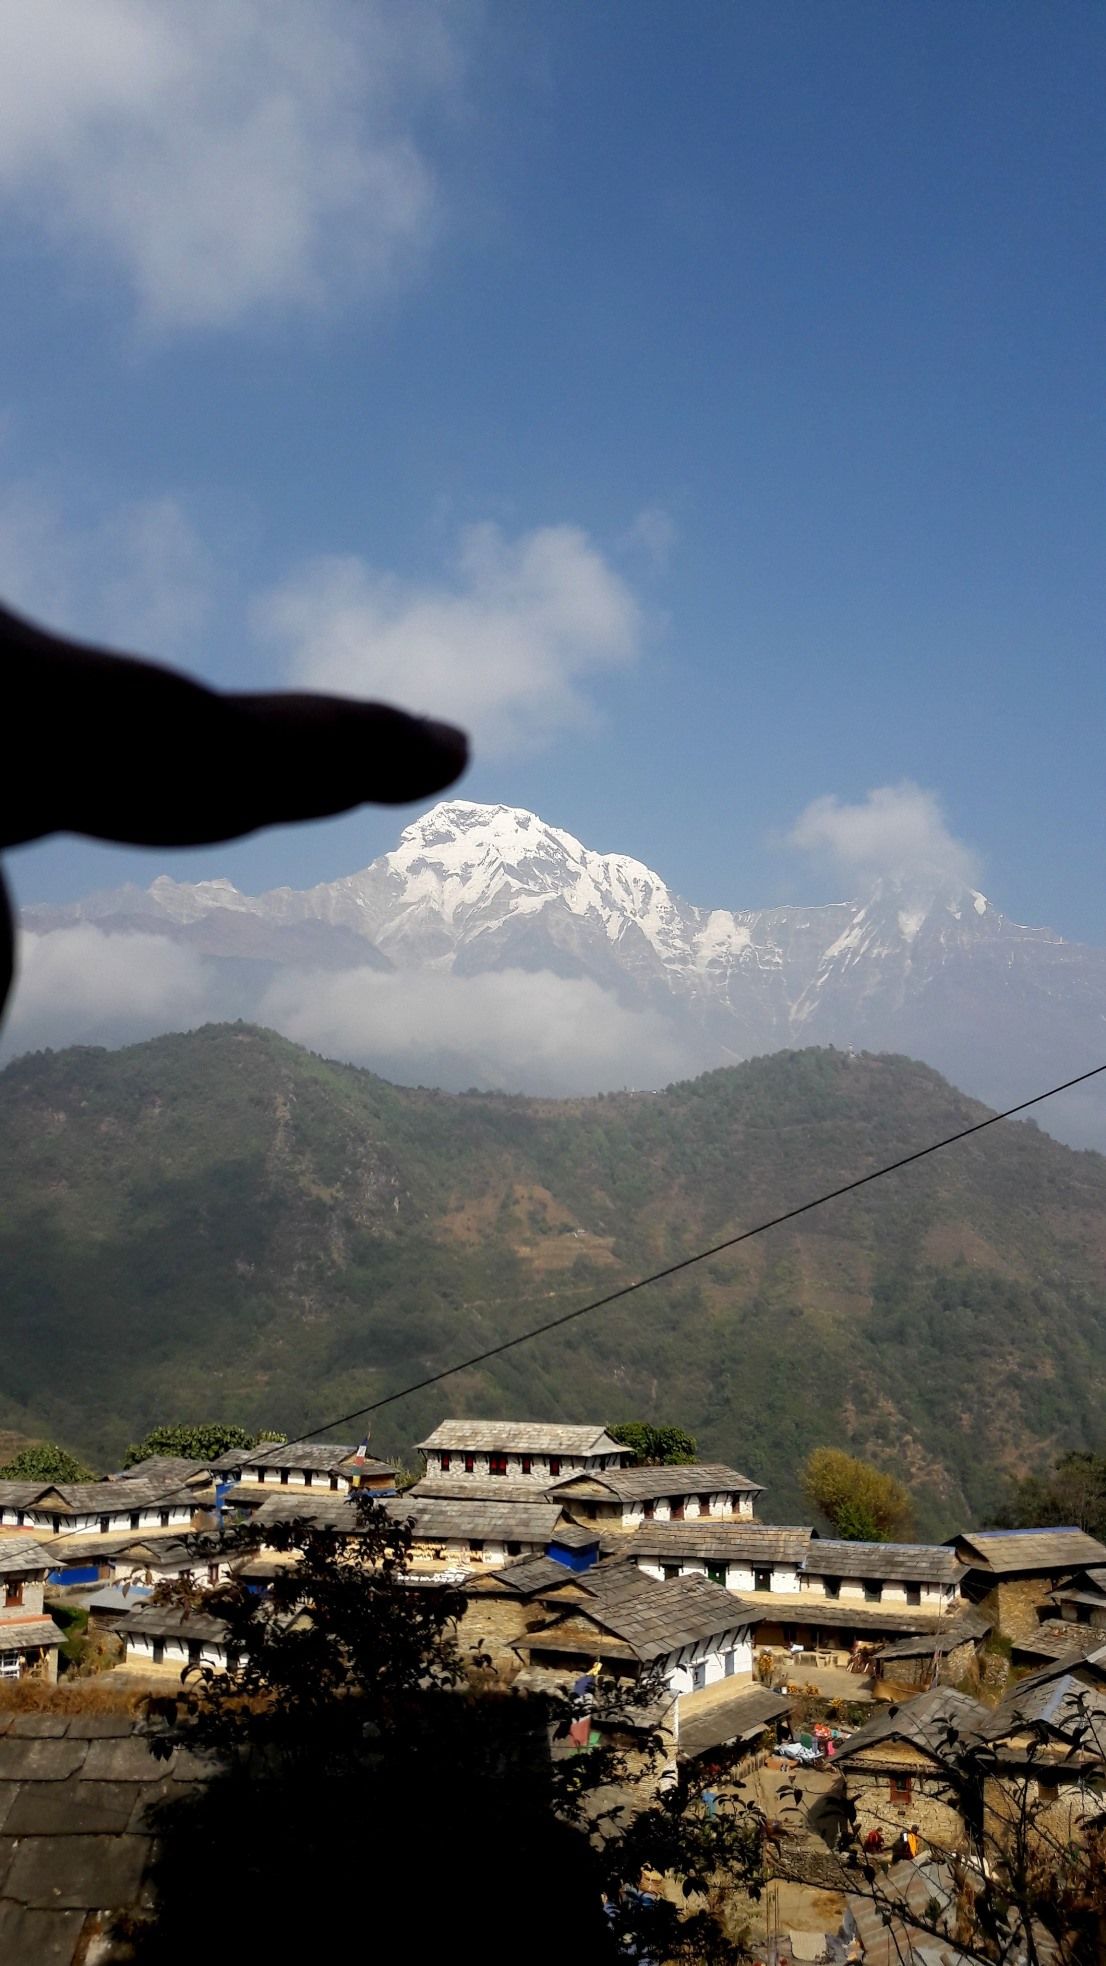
[0,1483,198,1586]
[0,1538,62,1682]
[799,1541,964,1612]
[113,1602,233,1677]
[517,1564,755,1697]
[221,1441,397,1505]
[416,1421,632,1486]
[625,1523,812,1594]
[552,1463,763,1530]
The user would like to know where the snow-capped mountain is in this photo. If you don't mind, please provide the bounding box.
[21,801,1106,1138]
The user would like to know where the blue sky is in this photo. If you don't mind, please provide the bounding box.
[3,1,1104,940]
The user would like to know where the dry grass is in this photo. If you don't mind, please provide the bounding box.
[0,1675,150,1715]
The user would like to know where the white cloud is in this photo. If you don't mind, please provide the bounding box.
[258,965,698,1095]
[0,0,457,330]
[788,783,981,893]
[4,927,214,1054]
[257,521,645,755]
[0,483,214,655]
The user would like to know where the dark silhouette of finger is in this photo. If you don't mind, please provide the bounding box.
[1,600,468,849]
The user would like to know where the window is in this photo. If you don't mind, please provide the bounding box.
[754,1567,773,1593]
[549,1458,561,1476]
[823,1576,841,1600]
[671,1499,685,1521]
[129,1513,140,1531]
[507,1541,521,1556]
[99,1517,110,1535]
[440,1452,451,1472]
[280,1469,289,1486]
[663,1564,680,1581]
[464,1454,475,1474]
[863,1581,883,1603]
[521,1455,532,1474]
[1038,1779,1059,1804]
[329,1474,339,1491]
[159,1511,170,1528]
[643,1499,655,1520]
[724,1649,736,1677]
[469,1539,484,1555]
[304,1470,313,1488]
[255,1468,266,1483]
[707,1563,726,1587]
[691,1662,706,1691]
[489,1454,508,1477]
[4,1579,23,1607]
[889,1775,912,1805]
[905,1584,921,1606]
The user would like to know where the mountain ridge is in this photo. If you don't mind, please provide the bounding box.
[2,1025,1105,1532]
[20,800,1106,1143]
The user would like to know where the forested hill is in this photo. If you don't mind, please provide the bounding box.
[2,1026,1105,1532]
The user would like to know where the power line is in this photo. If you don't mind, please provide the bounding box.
[279,1055,1106,1449]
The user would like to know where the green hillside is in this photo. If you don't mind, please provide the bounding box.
[2,1025,1105,1533]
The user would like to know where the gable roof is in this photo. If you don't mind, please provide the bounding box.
[553,1463,763,1502]
[242,1442,393,1477]
[529,1569,746,1663]
[108,1458,216,1487]
[951,1527,1106,1574]
[116,1603,231,1644]
[466,1554,584,1598]
[803,1540,963,1584]
[982,1669,1106,1755]
[873,1611,991,1661]
[619,1522,813,1565]
[25,1481,196,1516]
[390,1497,562,1543]
[406,1477,555,1505]
[0,1536,55,1575]
[416,1421,627,1458]
[833,1686,988,1766]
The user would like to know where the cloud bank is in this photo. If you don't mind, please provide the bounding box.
[788,782,981,894]
[258,521,644,755]
[4,932,696,1098]
[0,0,458,329]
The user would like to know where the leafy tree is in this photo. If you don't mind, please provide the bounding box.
[996,1449,1106,1540]
[0,1441,94,1482]
[127,1496,761,1962]
[800,1446,913,1541]
[608,1421,699,1465]
[123,1422,287,1466]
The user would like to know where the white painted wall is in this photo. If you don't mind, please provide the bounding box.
[125,1631,228,1672]
[237,1467,350,1490]
[661,1626,753,1694]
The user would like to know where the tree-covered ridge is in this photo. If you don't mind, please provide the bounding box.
[3,1025,1106,1532]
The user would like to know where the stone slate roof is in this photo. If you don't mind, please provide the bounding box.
[873,1611,990,1661]
[532,1569,744,1663]
[1013,1622,1106,1664]
[0,1711,220,1963]
[550,1524,601,1550]
[115,1603,230,1644]
[981,1666,1106,1754]
[417,1421,626,1457]
[951,1526,1106,1574]
[249,1492,361,1532]
[0,1483,48,1510]
[0,1538,54,1576]
[803,1540,963,1584]
[28,1481,196,1516]
[47,1533,199,1569]
[555,1463,763,1502]
[245,1442,393,1477]
[619,1522,813,1564]
[390,1497,562,1543]
[833,1686,988,1766]
[108,1457,216,1487]
[0,1621,62,1655]
[729,1596,946,1636]
[407,1477,555,1505]
[468,1555,581,1598]
[679,1685,793,1758]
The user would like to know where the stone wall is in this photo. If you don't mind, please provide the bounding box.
[842,1743,967,1852]
[978,1576,1051,1641]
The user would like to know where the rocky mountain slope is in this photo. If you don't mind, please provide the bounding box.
[2,1027,1105,1531]
[25,802,1106,1140]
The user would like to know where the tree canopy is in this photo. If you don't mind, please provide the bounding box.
[996,1448,1106,1540]
[607,1421,698,1466]
[122,1422,286,1466]
[800,1446,913,1541]
[0,1441,94,1482]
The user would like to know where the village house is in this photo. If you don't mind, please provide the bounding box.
[948,1526,1106,1640]
[220,1440,397,1512]
[1043,1563,1106,1629]
[871,1610,991,1695]
[0,1538,62,1683]
[415,1420,632,1485]
[394,1495,564,1575]
[979,1649,1106,1852]
[620,1521,811,1593]
[0,1481,201,1588]
[112,1601,235,1678]
[832,1685,989,1852]
[107,1456,220,1504]
[799,1540,963,1612]
[551,1461,763,1529]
